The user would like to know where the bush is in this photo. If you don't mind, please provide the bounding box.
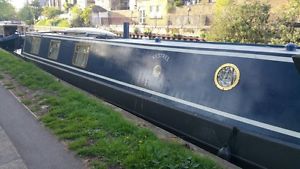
[174,0,184,7]
[144,28,152,37]
[209,1,271,43]
[270,0,300,45]
[35,18,69,27]
[36,19,51,26]
[57,19,70,27]
[134,27,140,35]
[42,7,63,19]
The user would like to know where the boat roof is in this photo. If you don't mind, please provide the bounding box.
[0,21,27,27]
[63,27,117,37]
[108,39,300,56]
[27,31,300,56]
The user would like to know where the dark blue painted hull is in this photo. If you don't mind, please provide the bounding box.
[0,34,23,51]
[20,33,300,169]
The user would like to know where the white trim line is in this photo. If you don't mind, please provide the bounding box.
[22,52,300,139]
[41,35,294,63]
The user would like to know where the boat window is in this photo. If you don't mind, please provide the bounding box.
[31,37,41,55]
[48,40,61,60]
[24,36,32,51]
[0,27,4,36]
[72,44,90,68]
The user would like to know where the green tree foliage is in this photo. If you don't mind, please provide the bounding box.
[42,7,63,19]
[271,0,300,45]
[70,5,92,27]
[209,0,271,43]
[0,0,16,20]
[174,0,184,7]
[214,0,234,17]
[63,0,74,12]
[70,5,83,27]
[80,6,92,26]
[18,4,34,25]
[36,18,70,27]
[30,0,43,21]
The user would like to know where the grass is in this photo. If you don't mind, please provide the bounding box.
[0,49,223,169]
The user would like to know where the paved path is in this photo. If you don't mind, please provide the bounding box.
[0,126,27,169]
[0,84,85,169]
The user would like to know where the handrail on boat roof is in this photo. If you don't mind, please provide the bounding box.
[33,27,118,39]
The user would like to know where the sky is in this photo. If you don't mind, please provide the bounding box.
[9,0,27,11]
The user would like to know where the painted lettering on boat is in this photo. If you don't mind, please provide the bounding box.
[152,53,170,62]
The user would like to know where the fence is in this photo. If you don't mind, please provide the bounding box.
[99,17,139,26]
[94,15,212,29]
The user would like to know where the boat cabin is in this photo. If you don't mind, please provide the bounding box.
[0,21,28,38]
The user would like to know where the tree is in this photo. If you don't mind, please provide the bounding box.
[208,0,272,44]
[214,0,234,17]
[63,0,74,12]
[0,0,16,20]
[42,7,63,19]
[30,0,43,21]
[270,0,300,45]
[70,5,83,27]
[18,4,34,25]
[80,6,92,26]
[69,5,93,27]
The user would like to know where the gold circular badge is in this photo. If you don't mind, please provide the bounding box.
[214,63,240,91]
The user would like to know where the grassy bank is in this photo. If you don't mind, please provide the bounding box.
[0,49,223,169]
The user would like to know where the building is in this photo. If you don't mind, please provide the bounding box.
[95,0,111,10]
[136,0,169,26]
[47,0,63,10]
[46,0,87,10]
[95,0,133,11]
[30,0,47,6]
[77,0,87,9]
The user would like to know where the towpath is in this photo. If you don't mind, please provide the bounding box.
[0,84,85,169]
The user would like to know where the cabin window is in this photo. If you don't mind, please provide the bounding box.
[31,37,41,55]
[48,40,61,60]
[72,44,90,68]
[24,36,32,52]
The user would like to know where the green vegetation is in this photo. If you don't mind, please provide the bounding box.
[36,18,70,27]
[0,0,16,20]
[30,0,43,21]
[17,0,43,25]
[209,0,271,43]
[42,7,63,19]
[69,5,93,27]
[18,5,35,25]
[270,0,300,45]
[0,49,222,169]
[209,0,300,45]
[36,6,68,27]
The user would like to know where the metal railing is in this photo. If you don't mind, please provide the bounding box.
[93,15,212,29]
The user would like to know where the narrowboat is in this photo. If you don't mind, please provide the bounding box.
[0,21,28,51]
[18,28,300,169]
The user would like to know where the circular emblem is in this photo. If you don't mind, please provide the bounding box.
[152,65,161,77]
[214,63,240,91]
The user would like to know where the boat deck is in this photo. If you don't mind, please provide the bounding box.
[109,39,300,56]
[31,32,300,56]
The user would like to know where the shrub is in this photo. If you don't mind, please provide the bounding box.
[57,19,70,27]
[42,7,63,19]
[209,0,272,44]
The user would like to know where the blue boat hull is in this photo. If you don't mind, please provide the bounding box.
[20,33,300,169]
[0,34,23,51]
